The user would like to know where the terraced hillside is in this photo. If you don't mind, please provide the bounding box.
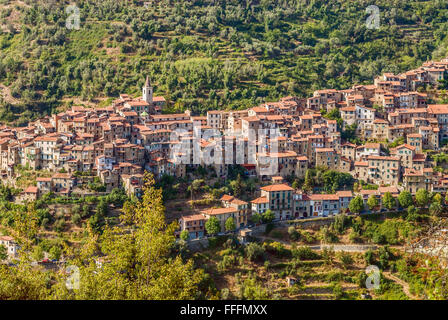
[0,0,448,124]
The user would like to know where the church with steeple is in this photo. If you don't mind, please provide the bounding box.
[142,76,153,104]
[112,76,166,116]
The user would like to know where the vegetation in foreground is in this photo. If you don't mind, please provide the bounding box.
[0,173,447,300]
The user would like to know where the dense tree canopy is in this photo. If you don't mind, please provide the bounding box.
[1,0,447,123]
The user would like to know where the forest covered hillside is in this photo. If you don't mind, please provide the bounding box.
[0,0,448,124]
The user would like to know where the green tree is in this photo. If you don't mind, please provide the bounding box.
[230,174,245,198]
[349,196,364,214]
[406,205,419,221]
[225,217,236,232]
[250,213,262,224]
[415,189,430,207]
[303,170,313,192]
[0,245,7,261]
[433,193,443,205]
[398,190,413,208]
[245,243,266,262]
[430,202,443,216]
[320,226,339,243]
[188,179,204,202]
[322,170,354,193]
[382,192,396,210]
[367,195,379,211]
[32,246,44,261]
[205,216,221,235]
[292,179,300,190]
[56,172,205,300]
[378,246,392,269]
[180,230,190,241]
[332,214,350,234]
[262,209,275,223]
[364,249,375,265]
[97,199,108,217]
[49,246,61,260]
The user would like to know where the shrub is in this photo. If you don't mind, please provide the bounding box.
[321,246,335,265]
[217,255,237,272]
[208,236,228,249]
[338,251,354,269]
[71,213,81,225]
[364,249,375,265]
[41,218,50,229]
[319,226,339,243]
[288,226,300,241]
[332,282,344,299]
[264,223,274,235]
[71,204,81,215]
[54,218,66,232]
[300,230,316,244]
[288,283,303,295]
[245,242,266,262]
[292,246,320,260]
[332,214,351,234]
[265,242,291,257]
[349,230,362,243]
[221,288,230,300]
[270,230,283,239]
[180,230,189,241]
[81,204,90,218]
[49,246,62,260]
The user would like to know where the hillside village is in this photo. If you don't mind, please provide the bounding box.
[1,58,448,241]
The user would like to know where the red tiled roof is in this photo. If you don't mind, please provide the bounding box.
[251,196,269,204]
[260,184,294,192]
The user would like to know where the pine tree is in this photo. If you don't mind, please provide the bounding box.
[303,170,313,192]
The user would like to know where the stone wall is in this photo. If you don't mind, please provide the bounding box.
[278,217,335,229]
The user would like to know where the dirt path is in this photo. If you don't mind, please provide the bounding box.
[383,272,419,300]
